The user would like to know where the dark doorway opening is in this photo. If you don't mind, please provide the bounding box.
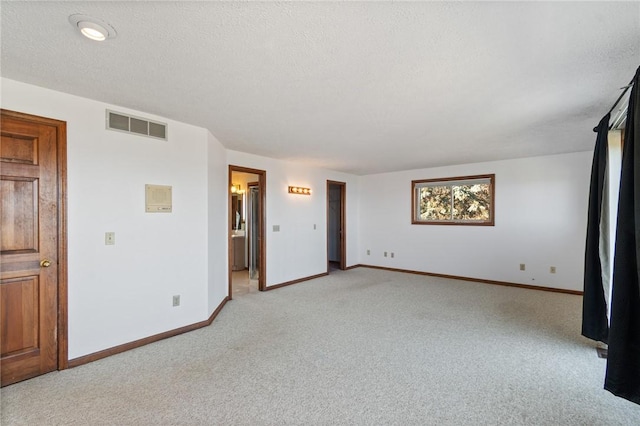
[327,180,346,272]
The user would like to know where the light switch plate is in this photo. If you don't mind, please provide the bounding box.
[273,225,280,232]
[105,232,115,245]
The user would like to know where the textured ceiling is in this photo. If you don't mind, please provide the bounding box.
[1,1,639,175]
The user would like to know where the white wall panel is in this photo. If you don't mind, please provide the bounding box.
[1,78,215,358]
[227,151,360,286]
[358,153,592,291]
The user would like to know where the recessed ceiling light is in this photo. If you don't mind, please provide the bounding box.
[69,14,117,41]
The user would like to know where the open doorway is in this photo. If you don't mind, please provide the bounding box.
[327,180,346,272]
[229,166,266,298]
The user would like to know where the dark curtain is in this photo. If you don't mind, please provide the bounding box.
[605,65,640,405]
[582,113,610,343]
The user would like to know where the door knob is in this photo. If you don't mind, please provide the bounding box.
[40,259,52,268]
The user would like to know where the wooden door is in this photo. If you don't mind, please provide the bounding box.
[1,110,67,386]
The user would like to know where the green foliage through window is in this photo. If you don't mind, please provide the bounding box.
[412,175,494,225]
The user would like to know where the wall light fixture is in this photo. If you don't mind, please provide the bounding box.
[288,186,311,195]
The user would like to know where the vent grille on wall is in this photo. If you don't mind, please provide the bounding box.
[106,110,167,140]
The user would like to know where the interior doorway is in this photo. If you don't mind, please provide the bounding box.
[327,180,346,272]
[229,166,266,298]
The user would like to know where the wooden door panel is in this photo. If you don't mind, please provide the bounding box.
[0,133,38,165]
[1,277,39,357]
[1,111,62,386]
[0,254,40,278]
[1,178,38,253]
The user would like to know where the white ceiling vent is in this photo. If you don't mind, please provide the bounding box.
[106,110,167,140]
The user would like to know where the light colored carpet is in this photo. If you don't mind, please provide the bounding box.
[2,268,639,425]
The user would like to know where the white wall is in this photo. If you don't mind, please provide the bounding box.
[227,150,360,286]
[358,152,592,291]
[208,132,229,314]
[0,78,361,358]
[1,78,226,359]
